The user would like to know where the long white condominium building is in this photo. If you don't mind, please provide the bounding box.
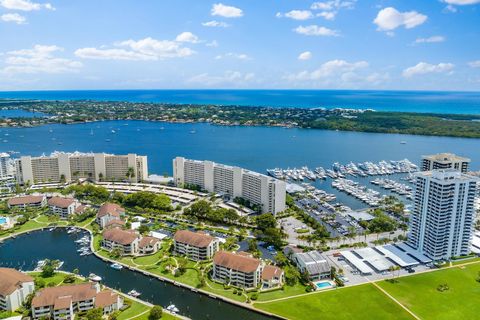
[15,152,148,184]
[421,153,470,173]
[407,170,478,260]
[173,157,286,214]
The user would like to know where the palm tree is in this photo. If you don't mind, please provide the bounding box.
[126,167,135,182]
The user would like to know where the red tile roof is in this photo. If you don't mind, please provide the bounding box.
[32,283,97,308]
[48,196,75,208]
[102,228,138,245]
[97,203,124,218]
[139,236,160,249]
[261,265,283,280]
[7,195,44,206]
[213,251,261,273]
[94,290,119,308]
[104,219,125,228]
[173,230,215,248]
[0,268,33,296]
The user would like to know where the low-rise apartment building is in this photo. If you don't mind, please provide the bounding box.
[212,251,263,289]
[7,195,46,209]
[15,151,148,185]
[102,228,140,255]
[173,230,220,261]
[292,250,331,281]
[173,157,286,214]
[138,236,161,255]
[96,203,125,228]
[261,265,284,289]
[31,282,122,320]
[0,268,34,312]
[47,197,77,219]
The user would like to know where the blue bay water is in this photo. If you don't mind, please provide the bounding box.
[0,89,479,114]
[1,120,479,209]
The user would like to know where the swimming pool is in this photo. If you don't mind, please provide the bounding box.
[315,281,333,290]
[0,217,7,225]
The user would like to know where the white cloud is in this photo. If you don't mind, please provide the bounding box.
[276,10,314,20]
[311,1,356,20]
[202,20,230,27]
[374,7,427,32]
[1,12,26,24]
[206,40,219,47]
[211,3,243,18]
[414,35,445,44]
[0,0,54,11]
[468,60,480,68]
[188,71,255,86]
[2,45,81,74]
[215,52,251,60]
[402,62,454,77]
[444,0,480,4]
[175,32,199,43]
[298,51,312,60]
[286,59,368,81]
[294,25,339,36]
[75,37,196,61]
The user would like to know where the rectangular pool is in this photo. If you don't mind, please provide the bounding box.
[315,281,333,290]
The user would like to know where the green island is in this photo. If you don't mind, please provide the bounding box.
[2,99,480,138]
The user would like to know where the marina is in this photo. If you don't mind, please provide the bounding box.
[0,229,273,320]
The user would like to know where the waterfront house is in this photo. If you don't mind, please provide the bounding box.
[0,268,34,312]
[47,197,77,219]
[31,282,122,320]
[7,195,46,209]
[261,265,284,289]
[138,236,161,255]
[96,203,125,228]
[104,219,126,229]
[173,230,220,261]
[102,228,140,255]
[212,251,263,289]
[292,250,331,281]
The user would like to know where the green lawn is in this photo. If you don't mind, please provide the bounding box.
[379,263,480,320]
[254,283,307,302]
[117,299,151,320]
[255,284,414,320]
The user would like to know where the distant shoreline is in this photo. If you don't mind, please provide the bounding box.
[1,98,480,139]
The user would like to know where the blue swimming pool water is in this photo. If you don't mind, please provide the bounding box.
[0,217,7,224]
[315,281,332,289]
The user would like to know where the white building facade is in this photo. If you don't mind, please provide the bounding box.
[408,170,478,260]
[173,157,286,214]
[0,152,14,179]
[421,153,470,173]
[15,152,148,184]
[0,268,35,312]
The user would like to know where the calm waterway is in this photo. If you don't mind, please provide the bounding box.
[0,229,272,320]
[0,120,479,208]
[1,90,479,114]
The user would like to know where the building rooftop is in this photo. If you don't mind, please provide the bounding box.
[294,251,330,275]
[94,290,118,308]
[103,228,138,245]
[415,170,478,182]
[139,236,160,248]
[7,195,44,206]
[47,196,75,208]
[97,203,125,218]
[422,153,471,163]
[104,219,125,228]
[261,265,283,280]
[173,230,216,248]
[0,268,33,296]
[213,251,261,273]
[32,283,97,308]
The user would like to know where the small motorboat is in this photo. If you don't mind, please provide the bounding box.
[166,304,179,313]
[110,263,123,270]
[128,290,141,297]
[88,273,102,282]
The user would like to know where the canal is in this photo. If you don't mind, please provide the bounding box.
[0,229,273,320]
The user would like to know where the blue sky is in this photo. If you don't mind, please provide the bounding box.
[0,0,479,91]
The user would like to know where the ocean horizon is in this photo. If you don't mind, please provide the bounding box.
[1,89,480,115]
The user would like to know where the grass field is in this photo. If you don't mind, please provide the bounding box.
[255,284,414,320]
[379,263,480,320]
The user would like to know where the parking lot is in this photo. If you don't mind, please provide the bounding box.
[279,216,314,246]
